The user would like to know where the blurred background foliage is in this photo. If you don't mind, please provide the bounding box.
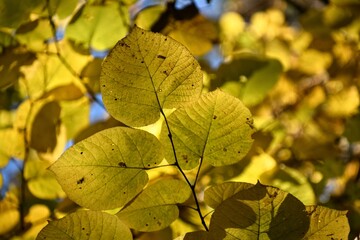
[0,0,359,239]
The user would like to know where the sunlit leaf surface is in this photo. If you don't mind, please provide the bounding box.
[37,210,132,240]
[50,127,164,210]
[101,26,203,127]
[304,205,350,239]
[65,2,128,51]
[160,89,255,170]
[118,179,191,231]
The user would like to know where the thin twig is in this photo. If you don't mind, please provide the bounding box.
[45,0,105,109]
[159,108,209,231]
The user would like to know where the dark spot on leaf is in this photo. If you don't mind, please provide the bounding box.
[213,115,217,120]
[157,55,166,59]
[153,217,156,219]
[102,84,105,87]
[223,148,227,152]
[118,162,127,167]
[147,164,150,167]
[120,42,130,48]
[141,31,144,34]
[112,148,114,151]
[114,98,118,101]
[163,70,168,75]
[79,187,82,189]
[182,155,188,163]
[154,162,157,164]
[191,84,195,87]
[238,151,241,154]
[246,117,255,129]
[141,60,144,63]
[80,151,83,154]
[165,38,167,41]
[82,228,85,230]
[157,221,161,226]
[145,224,148,226]
[77,177,85,184]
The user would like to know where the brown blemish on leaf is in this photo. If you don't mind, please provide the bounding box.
[182,155,188,163]
[120,42,130,48]
[157,55,166,59]
[246,117,255,129]
[213,115,217,120]
[223,148,227,152]
[118,162,127,167]
[77,177,85,184]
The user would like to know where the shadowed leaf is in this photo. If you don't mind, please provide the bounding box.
[204,181,254,209]
[101,26,203,127]
[50,127,164,210]
[208,182,309,240]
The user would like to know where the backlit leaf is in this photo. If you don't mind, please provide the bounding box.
[118,179,191,231]
[208,182,309,239]
[15,19,53,52]
[0,127,24,166]
[215,56,282,107]
[0,0,43,28]
[60,97,90,140]
[163,14,218,56]
[50,127,164,210]
[19,41,90,99]
[0,46,35,90]
[304,205,349,239]
[27,100,62,154]
[65,2,129,51]
[323,85,359,117]
[0,193,19,235]
[204,182,254,209]
[101,26,203,127]
[37,210,132,240]
[24,150,66,199]
[160,89,255,170]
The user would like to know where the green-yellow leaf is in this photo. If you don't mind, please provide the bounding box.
[60,97,90,140]
[160,89,255,170]
[0,127,24,166]
[0,193,19,235]
[208,182,309,240]
[204,182,254,209]
[15,19,53,52]
[0,0,43,28]
[183,231,210,240]
[27,100,62,154]
[24,150,66,199]
[50,127,163,210]
[304,205,349,239]
[36,210,132,240]
[216,56,282,107]
[0,46,35,90]
[100,26,203,127]
[117,179,191,232]
[65,2,129,51]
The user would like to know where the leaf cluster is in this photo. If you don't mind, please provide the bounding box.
[0,0,359,239]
